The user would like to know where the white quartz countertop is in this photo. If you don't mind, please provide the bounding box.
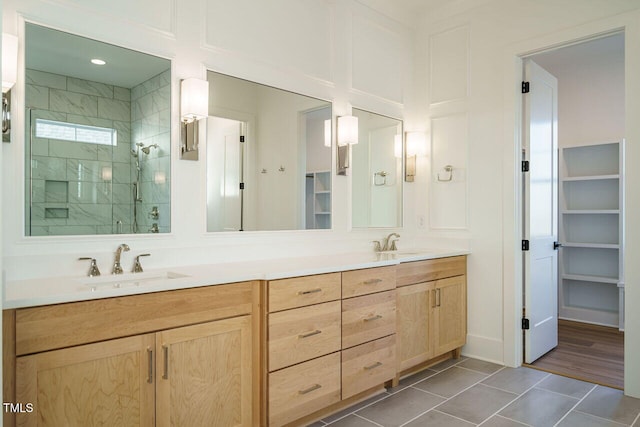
[3,249,470,309]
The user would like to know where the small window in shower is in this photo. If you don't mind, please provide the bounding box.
[35,119,117,146]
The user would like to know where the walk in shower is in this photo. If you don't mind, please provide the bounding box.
[24,23,171,236]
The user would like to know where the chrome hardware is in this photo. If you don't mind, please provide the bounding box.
[298,330,322,339]
[437,165,454,182]
[364,314,382,322]
[298,288,322,295]
[436,288,441,307]
[149,206,159,220]
[132,253,151,273]
[374,233,400,252]
[112,243,130,274]
[149,223,159,233]
[364,361,383,370]
[162,345,169,379]
[298,384,322,395]
[372,241,382,252]
[363,278,383,285]
[147,348,153,383]
[78,257,101,277]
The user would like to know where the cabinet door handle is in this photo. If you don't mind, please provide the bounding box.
[436,288,441,307]
[298,384,322,395]
[363,278,382,285]
[147,348,153,384]
[162,345,169,380]
[364,314,382,322]
[364,361,383,370]
[298,330,322,339]
[432,289,437,308]
[298,288,322,295]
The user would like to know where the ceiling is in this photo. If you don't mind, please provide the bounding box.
[531,33,624,71]
[25,23,170,89]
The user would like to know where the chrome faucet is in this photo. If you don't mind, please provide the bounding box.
[132,253,150,273]
[79,257,101,277]
[381,233,400,251]
[112,243,130,274]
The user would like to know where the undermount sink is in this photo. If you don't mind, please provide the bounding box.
[379,249,436,255]
[81,271,190,291]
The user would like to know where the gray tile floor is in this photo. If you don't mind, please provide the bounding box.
[309,357,640,427]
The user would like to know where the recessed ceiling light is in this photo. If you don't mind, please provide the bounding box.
[91,58,106,65]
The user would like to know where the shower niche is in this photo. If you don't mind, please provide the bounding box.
[24,23,171,236]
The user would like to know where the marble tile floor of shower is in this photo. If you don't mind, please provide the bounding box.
[309,357,640,427]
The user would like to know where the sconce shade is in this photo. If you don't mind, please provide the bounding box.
[394,134,402,158]
[180,78,209,122]
[2,33,18,93]
[337,115,358,146]
[324,119,331,147]
[406,131,427,157]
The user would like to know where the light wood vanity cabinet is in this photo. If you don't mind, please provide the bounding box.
[265,267,396,427]
[396,256,467,375]
[6,282,259,427]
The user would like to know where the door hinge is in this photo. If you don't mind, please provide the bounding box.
[522,81,530,93]
[522,240,530,251]
[522,160,530,172]
[240,135,245,143]
[239,182,245,190]
[522,318,530,330]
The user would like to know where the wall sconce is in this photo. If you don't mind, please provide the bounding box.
[2,33,18,143]
[180,78,209,160]
[405,131,427,182]
[336,115,358,175]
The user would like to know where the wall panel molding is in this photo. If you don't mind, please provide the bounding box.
[429,25,469,106]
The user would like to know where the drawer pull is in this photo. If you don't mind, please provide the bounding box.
[298,288,322,295]
[364,361,383,370]
[363,314,382,322]
[299,330,322,339]
[147,348,153,383]
[298,384,322,395]
[363,278,383,285]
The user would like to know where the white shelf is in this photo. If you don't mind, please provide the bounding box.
[561,274,619,285]
[305,171,331,230]
[559,141,624,329]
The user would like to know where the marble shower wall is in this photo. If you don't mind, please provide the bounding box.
[130,70,171,233]
[25,69,133,235]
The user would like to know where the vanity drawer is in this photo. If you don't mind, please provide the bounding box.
[269,352,341,427]
[342,266,396,298]
[268,273,341,312]
[342,335,396,399]
[269,301,341,371]
[342,290,396,349]
[396,256,466,287]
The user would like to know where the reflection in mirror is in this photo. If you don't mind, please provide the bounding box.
[206,71,332,232]
[24,23,171,236]
[351,108,403,228]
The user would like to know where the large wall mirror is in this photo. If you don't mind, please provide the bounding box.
[351,108,403,228]
[206,71,332,232]
[24,23,171,236]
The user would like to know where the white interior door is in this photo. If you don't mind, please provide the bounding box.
[207,116,243,232]
[523,59,559,363]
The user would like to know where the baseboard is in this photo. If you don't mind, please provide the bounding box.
[461,334,504,365]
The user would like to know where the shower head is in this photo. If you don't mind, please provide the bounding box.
[141,144,159,155]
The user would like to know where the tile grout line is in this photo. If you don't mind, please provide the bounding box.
[322,393,391,425]
[572,409,633,427]
[353,413,385,427]
[632,410,640,427]
[486,414,531,426]
[475,371,553,426]
[551,384,598,427]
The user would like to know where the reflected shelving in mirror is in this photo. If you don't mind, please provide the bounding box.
[206,71,332,232]
[24,23,171,236]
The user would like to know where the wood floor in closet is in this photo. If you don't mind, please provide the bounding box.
[528,319,624,389]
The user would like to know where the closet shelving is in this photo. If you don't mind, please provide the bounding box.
[305,170,331,229]
[558,141,624,330]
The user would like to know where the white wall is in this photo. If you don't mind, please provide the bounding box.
[412,0,640,396]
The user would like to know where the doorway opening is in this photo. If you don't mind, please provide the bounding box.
[521,32,625,389]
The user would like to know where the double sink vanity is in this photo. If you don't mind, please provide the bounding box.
[3,248,468,427]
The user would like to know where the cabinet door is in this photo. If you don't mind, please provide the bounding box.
[16,334,155,427]
[397,282,434,371]
[433,275,467,355]
[155,316,252,427]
